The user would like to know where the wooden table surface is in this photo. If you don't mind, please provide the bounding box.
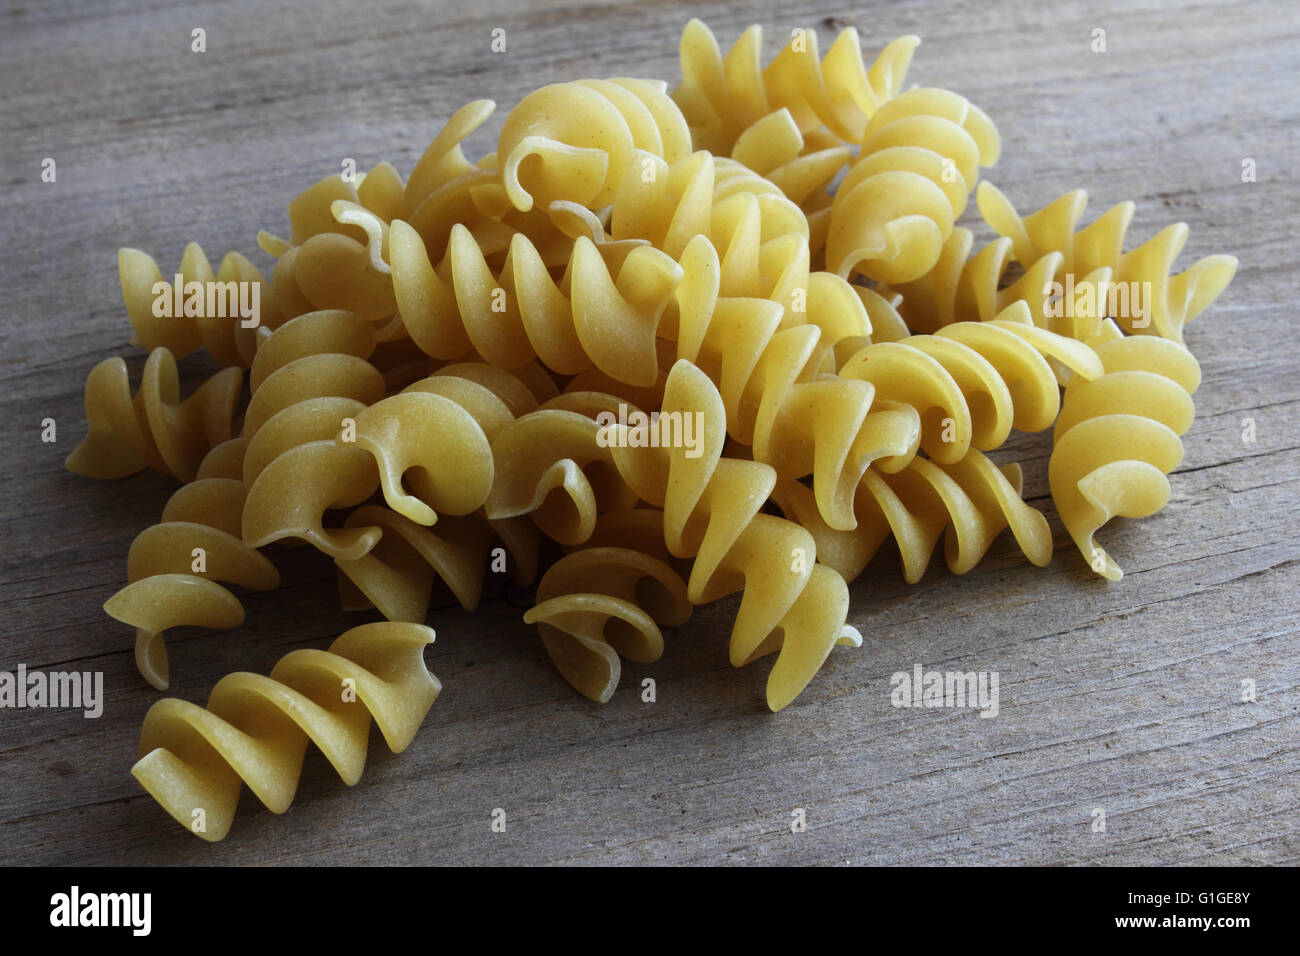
[2,0,1297,866]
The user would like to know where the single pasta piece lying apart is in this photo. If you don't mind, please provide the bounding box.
[131,622,441,842]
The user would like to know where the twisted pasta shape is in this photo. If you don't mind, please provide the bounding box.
[485,390,641,544]
[105,477,279,689]
[334,506,539,622]
[66,347,243,482]
[827,86,1000,284]
[976,183,1239,343]
[772,449,1052,583]
[606,360,862,711]
[883,227,1058,335]
[131,622,441,842]
[408,221,681,385]
[673,233,920,532]
[497,77,691,212]
[524,510,691,702]
[238,313,387,561]
[118,243,276,368]
[673,19,919,154]
[838,304,1104,467]
[1049,334,1201,580]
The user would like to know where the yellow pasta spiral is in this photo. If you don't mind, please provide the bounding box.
[105,477,278,689]
[485,390,641,544]
[838,304,1104,468]
[131,621,441,842]
[827,87,1000,284]
[976,183,1239,343]
[497,77,692,213]
[525,511,691,703]
[334,505,540,622]
[66,347,243,482]
[772,449,1053,584]
[391,219,682,386]
[1049,333,1200,580]
[673,19,919,154]
[608,360,862,711]
[118,243,275,367]
[673,233,920,532]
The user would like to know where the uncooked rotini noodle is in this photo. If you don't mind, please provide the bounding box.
[608,150,810,302]
[118,243,275,367]
[1049,333,1200,580]
[728,108,850,224]
[672,233,919,532]
[66,347,242,482]
[827,86,1000,284]
[673,19,918,154]
[335,506,540,622]
[309,196,678,384]
[605,360,861,711]
[132,622,440,842]
[438,223,679,385]
[342,360,549,528]
[525,510,691,703]
[772,449,1052,583]
[884,227,1058,335]
[497,78,691,213]
[341,389,494,526]
[399,99,501,250]
[838,303,1104,469]
[104,477,278,689]
[485,390,640,544]
[239,320,387,561]
[976,183,1239,343]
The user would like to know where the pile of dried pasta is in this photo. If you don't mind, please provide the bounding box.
[68,20,1238,842]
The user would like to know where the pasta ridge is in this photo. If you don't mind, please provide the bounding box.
[118,243,274,368]
[497,77,692,213]
[675,21,917,147]
[838,303,1105,468]
[772,449,1053,583]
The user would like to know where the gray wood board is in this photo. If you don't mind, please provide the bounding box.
[1,0,1297,865]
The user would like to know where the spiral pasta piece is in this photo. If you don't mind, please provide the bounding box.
[131,622,441,842]
[525,511,691,703]
[485,390,641,544]
[839,304,1104,467]
[66,347,243,482]
[826,86,1000,284]
[673,19,919,153]
[600,360,860,711]
[1049,335,1201,580]
[976,183,1239,343]
[104,477,279,689]
[334,506,539,622]
[773,449,1052,583]
[497,77,691,212]
[118,243,274,367]
[673,233,920,531]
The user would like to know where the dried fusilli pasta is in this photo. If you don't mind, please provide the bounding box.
[132,622,440,841]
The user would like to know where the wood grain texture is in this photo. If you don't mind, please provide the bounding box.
[1,0,1297,866]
